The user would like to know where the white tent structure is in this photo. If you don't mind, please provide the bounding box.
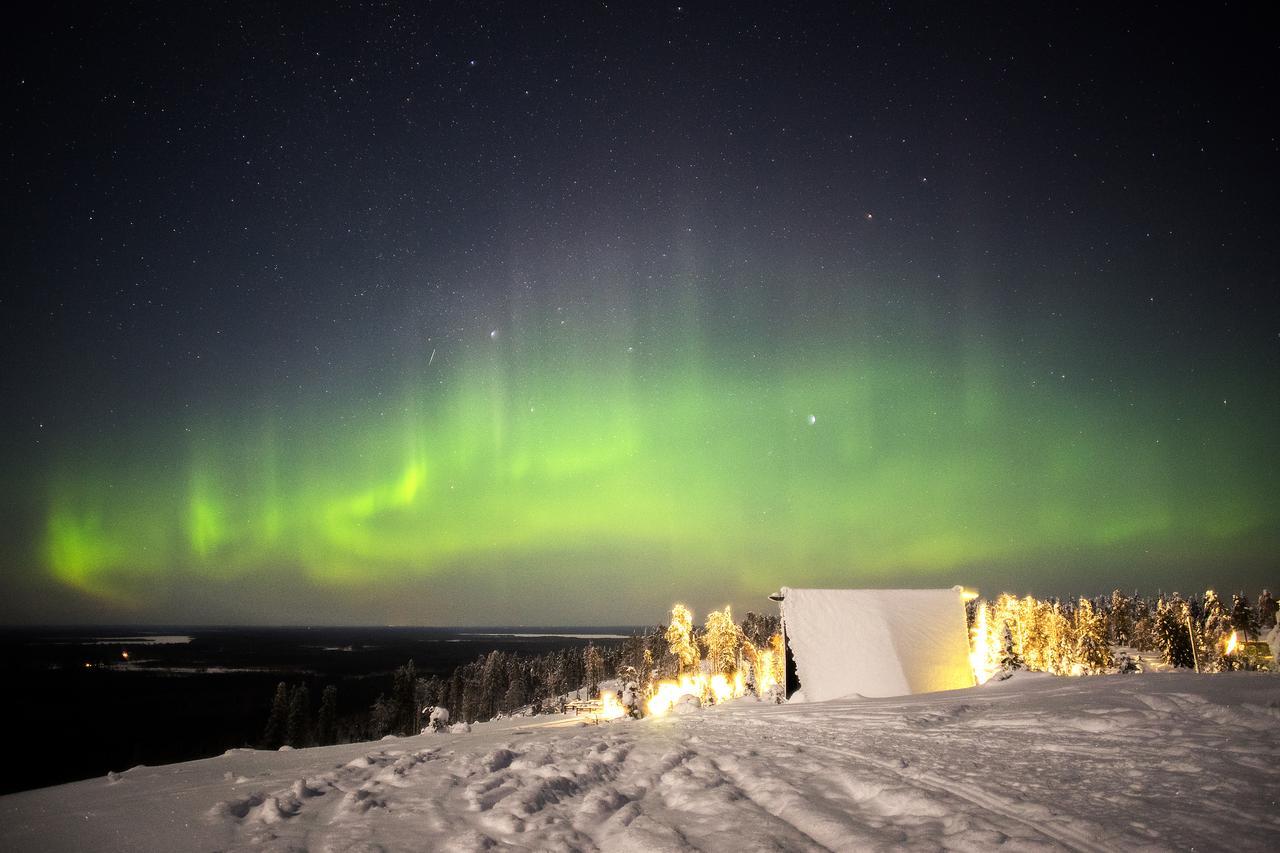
[777,586,975,702]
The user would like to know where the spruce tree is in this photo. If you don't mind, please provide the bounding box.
[1155,595,1195,668]
[369,693,395,738]
[316,685,339,746]
[1231,593,1258,640]
[1074,598,1113,674]
[262,681,290,749]
[999,621,1024,674]
[286,683,311,747]
[1203,590,1230,636]
[1258,589,1277,630]
[703,607,741,675]
[391,660,419,734]
[664,604,700,675]
[1109,590,1132,646]
[583,642,604,696]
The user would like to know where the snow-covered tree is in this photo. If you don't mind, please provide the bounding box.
[1155,595,1195,669]
[583,642,605,695]
[1202,590,1230,637]
[1231,593,1258,640]
[1073,598,1113,674]
[1044,601,1072,676]
[1258,589,1277,630]
[999,621,1023,675]
[665,604,700,675]
[1108,589,1132,646]
[1130,595,1155,652]
[1017,596,1049,673]
[703,606,740,675]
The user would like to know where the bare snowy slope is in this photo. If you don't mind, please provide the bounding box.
[2,672,1277,852]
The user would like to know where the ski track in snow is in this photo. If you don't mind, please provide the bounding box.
[2,673,1278,852]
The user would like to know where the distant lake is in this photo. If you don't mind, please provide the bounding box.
[0,626,641,795]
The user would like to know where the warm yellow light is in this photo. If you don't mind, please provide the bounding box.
[596,690,627,721]
[969,602,999,684]
[1225,631,1238,656]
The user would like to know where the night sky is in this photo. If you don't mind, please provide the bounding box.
[3,3,1277,626]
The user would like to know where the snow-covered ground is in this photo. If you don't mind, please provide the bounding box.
[3,672,1277,852]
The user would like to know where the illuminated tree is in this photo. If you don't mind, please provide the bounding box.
[1231,593,1258,640]
[703,606,741,675]
[1202,590,1230,637]
[665,603,700,674]
[1199,589,1231,672]
[999,621,1023,674]
[1018,596,1048,673]
[769,631,786,688]
[1073,598,1113,674]
[1044,601,1072,675]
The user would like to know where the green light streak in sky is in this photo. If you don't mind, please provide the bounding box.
[38,286,1278,611]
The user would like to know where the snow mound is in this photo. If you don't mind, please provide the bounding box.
[4,672,1278,852]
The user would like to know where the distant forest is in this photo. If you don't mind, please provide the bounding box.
[260,589,1276,750]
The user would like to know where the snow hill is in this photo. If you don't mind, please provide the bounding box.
[2,672,1277,852]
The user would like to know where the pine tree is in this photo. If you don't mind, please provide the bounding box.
[999,621,1023,674]
[1073,598,1113,674]
[1199,589,1231,672]
[1109,589,1132,646]
[703,607,740,675]
[1230,593,1258,640]
[1258,589,1278,630]
[286,683,311,747]
[369,693,395,738]
[1018,596,1048,673]
[1131,594,1155,652]
[417,676,439,723]
[1155,595,1195,668]
[1203,590,1230,636]
[503,677,527,713]
[262,681,290,749]
[450,666,471,722]
[1044,601,1072,675]
[583,643,604,696]
[664,604,700,675]
[316,684,339,746]
[391,660,419,734]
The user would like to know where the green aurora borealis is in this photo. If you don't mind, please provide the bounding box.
[6,4,1279,624]
[34,278,1278,623]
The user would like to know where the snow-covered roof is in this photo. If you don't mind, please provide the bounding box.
[780,586,974,701]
